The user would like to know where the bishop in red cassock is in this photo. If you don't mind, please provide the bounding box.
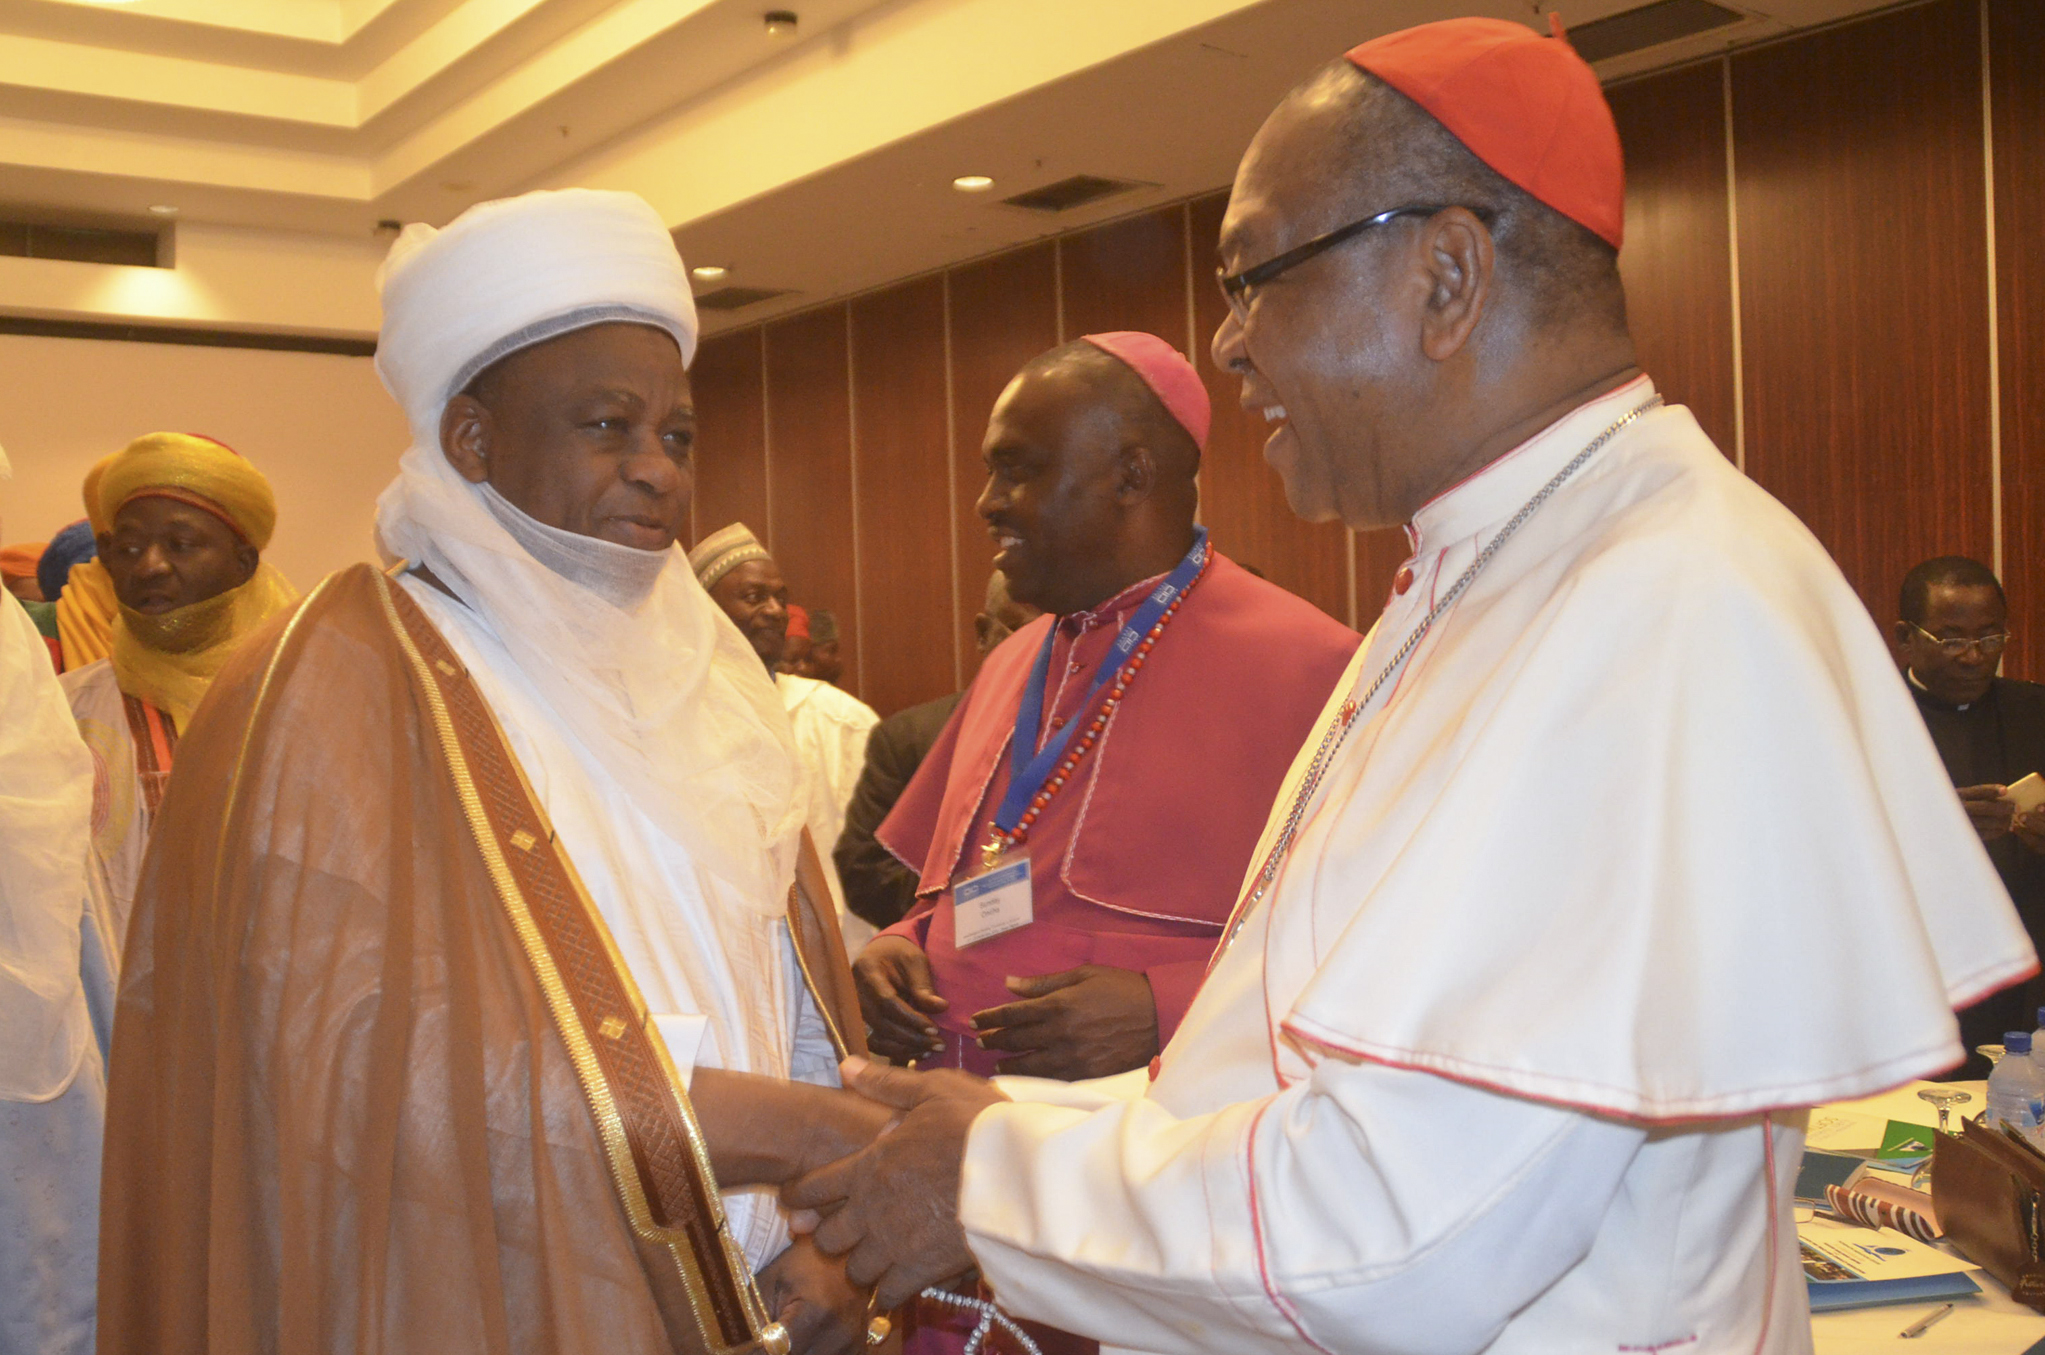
[858,332,1359,1087]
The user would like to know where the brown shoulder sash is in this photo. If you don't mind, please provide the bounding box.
[371,571,788,1355]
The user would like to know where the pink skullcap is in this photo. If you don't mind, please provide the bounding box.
[1081,332,1211,452]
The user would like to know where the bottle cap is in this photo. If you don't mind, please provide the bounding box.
[2008,1031,2033,1055]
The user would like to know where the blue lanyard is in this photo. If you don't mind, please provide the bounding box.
[993,527,1210,836]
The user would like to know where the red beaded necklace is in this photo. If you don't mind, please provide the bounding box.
[981,557,1212,869]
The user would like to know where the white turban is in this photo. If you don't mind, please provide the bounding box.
[372,189,805,914]
[375,188,699,443]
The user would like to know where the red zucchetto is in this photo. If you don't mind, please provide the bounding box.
[1346,16,1625,249]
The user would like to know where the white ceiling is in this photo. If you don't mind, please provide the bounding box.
[0,0,1909,333]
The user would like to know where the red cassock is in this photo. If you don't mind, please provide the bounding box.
[877,553,1361,1075]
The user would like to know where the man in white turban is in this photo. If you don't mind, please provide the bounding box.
[98,189,892,1355]
[0,445,102,1355]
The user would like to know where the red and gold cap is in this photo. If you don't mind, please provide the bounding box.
[1346,16,1624,249]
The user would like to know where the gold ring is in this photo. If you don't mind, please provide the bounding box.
[863,1287,891,1347]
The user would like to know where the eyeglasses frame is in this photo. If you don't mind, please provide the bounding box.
[1216,203,1495,314]
[1910,621,2011,658]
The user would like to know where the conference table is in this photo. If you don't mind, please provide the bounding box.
[1810,1081,2045,1353]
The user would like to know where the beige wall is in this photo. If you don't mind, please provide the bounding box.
[0,334,409,592]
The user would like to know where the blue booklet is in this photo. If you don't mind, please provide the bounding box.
[1806,1270,1981,1312]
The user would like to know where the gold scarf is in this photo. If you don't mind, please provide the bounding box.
[56,559,117,671]
[111,563,300,731]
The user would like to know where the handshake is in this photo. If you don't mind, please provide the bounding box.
[693,1058,1013,1355]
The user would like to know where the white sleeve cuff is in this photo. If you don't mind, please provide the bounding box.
[650,1012,710,1091]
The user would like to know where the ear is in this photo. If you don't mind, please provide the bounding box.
[1892,619,1913,649]
[1415,207,1494,363]
[234,543,260,586]
[1114,444,1160,505]
[439,393,494,484]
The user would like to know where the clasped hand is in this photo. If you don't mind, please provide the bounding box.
[783,1056,1010,1311]
[854,935,1160,1078]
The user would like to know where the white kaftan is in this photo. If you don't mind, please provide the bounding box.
[781,672,880,949]
[958,378,2035,1354]
[0,599,102,1355]
[405,579,841,1269]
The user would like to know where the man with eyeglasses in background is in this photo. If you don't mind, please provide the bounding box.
[1897,555,2045,1073]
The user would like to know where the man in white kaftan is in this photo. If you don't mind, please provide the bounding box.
[786,20,2037,1354]
[371,189,849,1267]
[0,534,101,1355]
[690,523,881,950]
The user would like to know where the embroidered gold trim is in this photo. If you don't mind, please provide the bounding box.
[371,571,784,1355]
[600,1015,628,1040]
[509,829,536,852]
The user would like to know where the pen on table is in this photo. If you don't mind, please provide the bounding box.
[1898,1302,1954,1339]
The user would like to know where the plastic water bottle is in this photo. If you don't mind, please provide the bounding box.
[1988,1031,2045,1147]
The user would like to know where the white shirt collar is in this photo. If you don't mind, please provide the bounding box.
[1407,374,1658,555]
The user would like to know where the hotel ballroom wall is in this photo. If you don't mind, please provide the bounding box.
[688,0,2044,720]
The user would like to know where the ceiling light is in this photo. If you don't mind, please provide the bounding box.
[952,175,996,193]
[764,10,798,37]
[147,204,178,216]
[691,265,729,281]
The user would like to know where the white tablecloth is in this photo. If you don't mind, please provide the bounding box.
[1811,1081,2045,1354]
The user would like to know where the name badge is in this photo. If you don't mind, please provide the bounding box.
[954,854,1033,949]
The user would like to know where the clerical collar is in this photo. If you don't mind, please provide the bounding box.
[1060,569,1171,633]
[1906,666,1980,712]
[477,481,668,610]
[1407,374,1658,556]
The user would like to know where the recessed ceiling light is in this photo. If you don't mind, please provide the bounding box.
[952,175,995,193]
[764,10,798,37]
[147,204,178,216]
[691,265,729,281]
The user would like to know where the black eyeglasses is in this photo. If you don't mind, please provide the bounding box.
[1216,204,1494,316]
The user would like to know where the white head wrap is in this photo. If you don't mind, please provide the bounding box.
[0,598,94,1101]
[372,188,805,912]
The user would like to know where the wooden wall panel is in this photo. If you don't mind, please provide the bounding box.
[1059,206,1190,348]
[1609,62,1738,457]
[1186,191,1352,625]
[1733,0,1992,625]
[948,243,1059,674]
[851,276,957,714]
[764,306,860,694]
[687,329,766,550]
[1993,0,2045,682]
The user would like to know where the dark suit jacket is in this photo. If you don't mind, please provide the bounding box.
[834,690,963,930]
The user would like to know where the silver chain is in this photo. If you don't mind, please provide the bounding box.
[1216,395,1664,954]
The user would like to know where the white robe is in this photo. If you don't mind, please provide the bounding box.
[405,580,840,1269]
[0,600,102,1355]
[957,378,2035,1354]
[780,672,880,949]
[57,660,144,1022]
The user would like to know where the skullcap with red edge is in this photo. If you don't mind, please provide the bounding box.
[1345,17,1625,249]
[1079,332,1212,452]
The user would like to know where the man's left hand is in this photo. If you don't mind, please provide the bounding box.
[757,1234,870,1355]
[968,964,1159,1080]
[2015,806,2045,855]
[784,1057,1008,1311]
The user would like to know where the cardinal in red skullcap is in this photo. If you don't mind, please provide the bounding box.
[786,18,2031,1355]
